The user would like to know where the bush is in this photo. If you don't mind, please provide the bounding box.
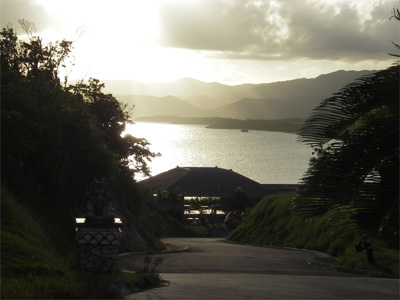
[133,256,166,288]
[1,187,82,299]
[1,187,161,299]
[227,193,399,277]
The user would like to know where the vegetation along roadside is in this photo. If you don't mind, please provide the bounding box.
[228,193,399,277]
[0,22,173,299]
[229,10,399,277]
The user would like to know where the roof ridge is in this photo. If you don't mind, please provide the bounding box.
[181,166,233,172]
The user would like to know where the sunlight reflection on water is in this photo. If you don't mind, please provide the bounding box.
[124,122,312,184]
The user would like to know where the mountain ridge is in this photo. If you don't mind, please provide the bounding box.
[105,69,376,120]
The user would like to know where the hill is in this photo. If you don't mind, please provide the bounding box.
[228,193,399,277]
[118,95,216,118]
[109,70,375,120]
[213,98,284,119]
[104,77,257,99]
[250,70,373,100]
[215,70,375,119]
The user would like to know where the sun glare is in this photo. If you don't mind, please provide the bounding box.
[22,0,397,85]
[35,0,168,82]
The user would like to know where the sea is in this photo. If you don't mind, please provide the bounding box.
[124,122,313,184]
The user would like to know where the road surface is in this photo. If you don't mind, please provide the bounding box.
[119,238,399,299]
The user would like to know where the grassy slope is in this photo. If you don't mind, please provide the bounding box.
[227,193,399,277]
[1,187,143,299]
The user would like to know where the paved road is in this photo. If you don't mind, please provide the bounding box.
[119,238,399,299]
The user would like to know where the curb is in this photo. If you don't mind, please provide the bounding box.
[118,245,190,259]
[119,239,398,279]
[222,239,373,277]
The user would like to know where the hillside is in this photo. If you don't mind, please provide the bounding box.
[118,95,215,118]
[104,77,257,99]
[112,70,375,120]
[213,98,285,119]
[228,193,399,277]
[214,70,376,119]
[0,29,185,298]
[214,94,333,120]
[250,70,374,100]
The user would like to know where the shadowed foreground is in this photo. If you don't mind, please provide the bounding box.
[119,238,399,299]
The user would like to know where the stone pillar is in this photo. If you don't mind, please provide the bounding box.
[75,178,123,272]
[76,227,122,272]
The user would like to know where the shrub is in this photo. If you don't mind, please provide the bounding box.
[227,193,399,276]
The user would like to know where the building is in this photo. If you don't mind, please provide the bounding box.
[140,166,298,214]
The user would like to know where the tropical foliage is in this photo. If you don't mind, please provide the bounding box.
[69,78,158,177]
[229,193,399,276]
[0,21,162,251]
[390,7,400,57]
[291,65,399,246]
[1,23,157,206]
[1,22,164,298]
[1,24,115,212]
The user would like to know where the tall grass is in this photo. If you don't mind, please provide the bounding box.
[1,187,143,299]
[228,193,399,277]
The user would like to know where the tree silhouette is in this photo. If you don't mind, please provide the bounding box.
[230,186,248,212]
[69,78,158,177]
[292,9,399,245]
[1,22,158,206]
[390,7,400,57]
[291,65,399,245]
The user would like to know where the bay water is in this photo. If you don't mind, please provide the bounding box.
[124,122,312,184]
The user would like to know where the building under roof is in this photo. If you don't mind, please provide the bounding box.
[140,166,275,198]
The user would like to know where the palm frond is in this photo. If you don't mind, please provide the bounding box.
[292,65,399,243]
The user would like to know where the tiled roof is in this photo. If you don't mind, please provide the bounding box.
[140,166,268,197]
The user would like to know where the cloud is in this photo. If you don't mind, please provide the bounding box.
[158,0,398,61]
[284,0,397,60]
[0,0,59,32]
[157,0,271,53]
[159,0,267,52]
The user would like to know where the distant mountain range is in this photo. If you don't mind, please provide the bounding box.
[104,70,375,120]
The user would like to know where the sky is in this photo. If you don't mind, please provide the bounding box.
[1,0,399,85]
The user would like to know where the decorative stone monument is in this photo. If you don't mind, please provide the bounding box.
[75,178,122,272]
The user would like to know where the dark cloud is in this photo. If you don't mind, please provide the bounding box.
[0,0,58,32]
[284,1,397,60]
[158,0,398,61]
[159,0,267,52]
